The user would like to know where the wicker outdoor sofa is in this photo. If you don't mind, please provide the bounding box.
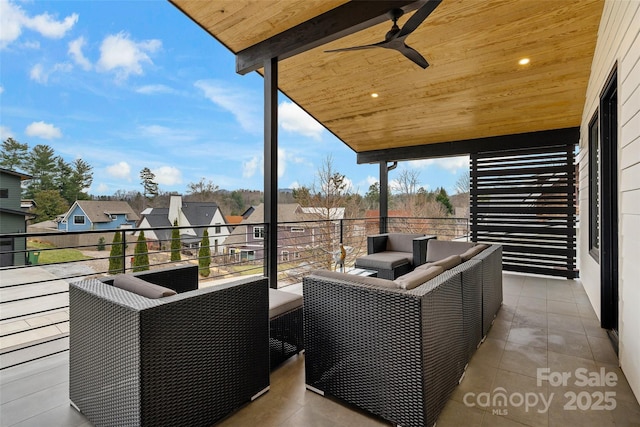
[303,242,502,427]
[69,265,270,427]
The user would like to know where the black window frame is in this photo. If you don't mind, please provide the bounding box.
[588,111,600,261]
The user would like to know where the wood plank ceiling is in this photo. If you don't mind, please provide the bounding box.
[171,0,603,156]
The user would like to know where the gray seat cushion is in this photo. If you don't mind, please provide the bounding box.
[113,274,177,298]
[355,251,412,270]
[269,288,303,319]
[426,240,476,262]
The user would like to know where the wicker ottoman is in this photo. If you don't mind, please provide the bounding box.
[269,288,303,369]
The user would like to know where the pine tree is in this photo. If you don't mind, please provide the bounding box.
[133,231,150,272]
[198,229,211,277]
[109,232,124,274]
[170,220,181,261]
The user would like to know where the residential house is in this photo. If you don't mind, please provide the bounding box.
[0,168,33,267]
[57,200,138,232]
[224,203,345,263]
[137,195,230,254]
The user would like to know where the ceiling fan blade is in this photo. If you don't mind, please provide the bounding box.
[396,44,429,69]
[325,41,385,53]
[397,0,442,39]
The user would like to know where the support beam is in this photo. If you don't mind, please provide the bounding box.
[236,0,424,75]
[379,162,388,234]
[379,161,396,234]
[264,58,278,289]
[357,127,580,164]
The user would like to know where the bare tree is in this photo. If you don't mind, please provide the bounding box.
[455,170,470,195]
[186,178,219,202]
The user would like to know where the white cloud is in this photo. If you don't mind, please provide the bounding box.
[95,183,109,194]
[278,148,287,178]
[136,84,176,95]
[408,155,469,173]
[138,124,196,142]
[243,156,259,178]
[29,62,72,84]
[366,175,378,186]
[106,161,131,180]
[0,125,14,140]
[25,121,62,139]
[289,181,300,189]
[21,40,39,49]
[68,36,92,70]
[97,32,161,80]
[278,101,323,140]
[152,166,182,186]
[0,85,4,94]
[194,80,261,133]
[0,0,78,49]
[29,64,45,83]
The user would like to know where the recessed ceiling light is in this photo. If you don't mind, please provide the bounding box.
[519,58,530,66]
[371,93,379,98]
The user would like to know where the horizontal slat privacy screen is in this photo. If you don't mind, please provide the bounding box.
[470,144,577,279]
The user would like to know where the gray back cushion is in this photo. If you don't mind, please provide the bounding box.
[418,254,462,271]
[394,266,444,290]
[459,244,489,261]
[386,233,424,253]
[113,274,177,299]
[426,240,475,262]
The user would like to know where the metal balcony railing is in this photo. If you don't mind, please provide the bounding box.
[0,216,469,369]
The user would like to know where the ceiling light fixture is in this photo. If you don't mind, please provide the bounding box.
[519,58,530,65]
[371,93,379,98]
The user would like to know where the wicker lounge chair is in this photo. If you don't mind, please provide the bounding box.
[354,233,436,279]
[69,270,270,427]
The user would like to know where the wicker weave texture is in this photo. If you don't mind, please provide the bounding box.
[458,260,483,360]
[476,245,503,336]
[270,306,303,369]
[303,270,465,427]
[70,275,270,427]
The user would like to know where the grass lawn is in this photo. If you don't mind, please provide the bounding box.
[27,240,93,264]
[227,264,264,276]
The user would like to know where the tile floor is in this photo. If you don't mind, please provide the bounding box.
[1,272,639,426]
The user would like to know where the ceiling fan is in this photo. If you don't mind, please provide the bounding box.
[325,0,441,69]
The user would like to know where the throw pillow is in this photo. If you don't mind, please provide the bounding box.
[113,274,177,298]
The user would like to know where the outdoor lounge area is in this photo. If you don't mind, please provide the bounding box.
[2,272,640,426]
[2,0,640,425]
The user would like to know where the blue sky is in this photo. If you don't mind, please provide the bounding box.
[0,0,469,197]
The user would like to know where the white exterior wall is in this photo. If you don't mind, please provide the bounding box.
[579,0,640,402]
[207,209,231,254]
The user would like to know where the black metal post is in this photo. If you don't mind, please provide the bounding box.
[264,57,278,289]
[121,230,127,274]
[379,161,388,234]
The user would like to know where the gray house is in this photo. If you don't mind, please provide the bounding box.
[0,168,33,267]
[224,203,344,262]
